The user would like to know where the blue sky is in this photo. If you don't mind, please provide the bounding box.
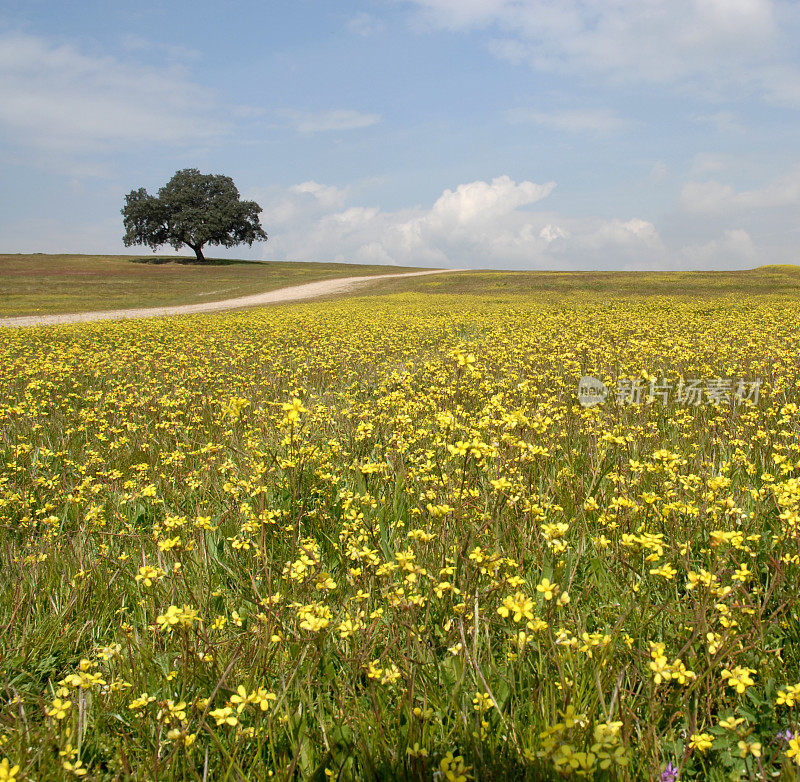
[2,0,800,269]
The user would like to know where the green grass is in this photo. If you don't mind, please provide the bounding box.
[0,254,424,317]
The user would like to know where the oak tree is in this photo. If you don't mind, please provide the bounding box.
[121,168,267,262]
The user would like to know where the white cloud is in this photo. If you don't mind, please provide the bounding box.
[540,224,568,243]
[0,32,229,152]
[254,175,668,269]
[279,109,381,134]
[289,181,350,209]
[250,181,351,226]
[424,175,555,227]
[402,0,800,103]
[680,228,758,268]
[681,168,800,214]
[507,107,627,134]
[581,218,662,250]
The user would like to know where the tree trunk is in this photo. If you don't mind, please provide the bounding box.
[189,244,206,262]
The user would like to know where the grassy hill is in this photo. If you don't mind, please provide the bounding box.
[3,255,799,319]
[0,254,423,317]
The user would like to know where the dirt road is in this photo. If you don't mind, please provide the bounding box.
[0,268,459,328]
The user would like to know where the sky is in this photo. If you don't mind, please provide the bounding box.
[2,0,800,270]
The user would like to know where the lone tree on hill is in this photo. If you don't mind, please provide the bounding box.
[121,168,268,262]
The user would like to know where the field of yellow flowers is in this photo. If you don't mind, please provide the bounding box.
[2,290,800,780]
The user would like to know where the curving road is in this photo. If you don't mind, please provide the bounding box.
[0,268,461,328]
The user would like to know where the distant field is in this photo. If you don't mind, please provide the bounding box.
[376,264,800,298]
[0,254,423,316]
[4,256,800,320]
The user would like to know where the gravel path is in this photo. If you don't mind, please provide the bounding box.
[0,268,460,328]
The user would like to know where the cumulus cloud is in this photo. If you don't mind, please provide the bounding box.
[279,109,381,134]
[252,175,670,269]
[251,181,351,226]
[401,0,800,104]
[540,224,568,243]
[0,32,229,152]
[681,168,800,214]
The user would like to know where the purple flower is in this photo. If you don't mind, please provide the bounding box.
[777,729,794,743]
[660,762,679,782]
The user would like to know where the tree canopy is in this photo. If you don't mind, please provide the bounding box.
[121,169,268,261]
